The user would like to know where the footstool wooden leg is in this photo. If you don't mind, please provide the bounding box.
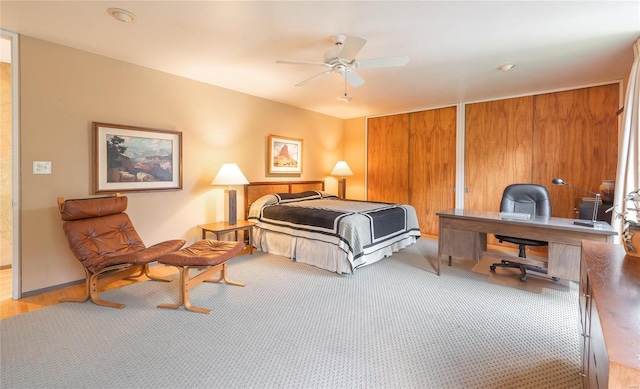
[158,266,215,314]
[158,263,245,314]
[204,263,245,287]
[157,267,188,311]
[156,240,246,314]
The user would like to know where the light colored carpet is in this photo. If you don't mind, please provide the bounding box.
[1,238,581,389]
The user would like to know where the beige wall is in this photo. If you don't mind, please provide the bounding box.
[19,36,348,293]
[1,61,12,268]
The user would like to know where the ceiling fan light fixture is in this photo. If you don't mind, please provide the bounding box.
[107,8,136,23]
[341,95,352,103]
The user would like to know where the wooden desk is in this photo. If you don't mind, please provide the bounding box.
[198,220,255,254]
[580,240,640,388]
[436,209,617,281]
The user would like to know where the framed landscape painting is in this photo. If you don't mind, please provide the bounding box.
[268,134,303,174]
[93,122,182,193]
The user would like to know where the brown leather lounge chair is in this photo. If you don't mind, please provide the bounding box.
[57,194,185,308]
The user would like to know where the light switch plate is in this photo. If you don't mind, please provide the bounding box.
[33,161,52,174]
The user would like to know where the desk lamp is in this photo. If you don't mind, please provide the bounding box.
[552,178,600,227]
[212,163,249,225]
[331,161,353,199]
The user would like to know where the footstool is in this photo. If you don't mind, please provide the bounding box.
[157,239,245,314]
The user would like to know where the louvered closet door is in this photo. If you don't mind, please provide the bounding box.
[367,114,409,204]
[409,107,457,235]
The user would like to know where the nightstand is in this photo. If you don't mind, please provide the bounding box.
[197,220,255,254]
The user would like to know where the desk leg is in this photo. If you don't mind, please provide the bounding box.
[548,243,580,282]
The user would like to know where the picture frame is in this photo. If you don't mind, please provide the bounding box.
[268,134,303,174]
[93,122,182,193]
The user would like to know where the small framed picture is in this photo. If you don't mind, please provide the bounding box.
[93,122,182,193]
[267,134,303,174]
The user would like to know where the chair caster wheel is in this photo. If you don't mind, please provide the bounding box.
[520,274,527,282]
[552,277,559,282]
[490,265,496,272]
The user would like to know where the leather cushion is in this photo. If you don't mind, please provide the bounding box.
[62,212,185,273]
[158,240,245,267]
[500,184,551,216]
[60,196,128,221]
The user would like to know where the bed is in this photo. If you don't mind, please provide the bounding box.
[245,181,421,274]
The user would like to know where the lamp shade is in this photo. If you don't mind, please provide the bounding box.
[211,163,249,185]
[330,161,353,177]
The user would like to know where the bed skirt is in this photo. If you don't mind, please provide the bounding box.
[251,227,418,274]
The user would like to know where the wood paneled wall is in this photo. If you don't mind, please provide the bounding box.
[368,107,456,235]
[367,114,410,204]
[409,107,457,235]
[367,83,619,240]
[463,84,618,249]
[534,85,619,218]
[465,96,534,212]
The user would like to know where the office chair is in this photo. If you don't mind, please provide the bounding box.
[490,184,554,282]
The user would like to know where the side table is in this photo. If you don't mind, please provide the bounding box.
[197,220,255,254]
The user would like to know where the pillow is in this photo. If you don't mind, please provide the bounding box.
[318,191,339,199]
[248,194,279,220]
[274,191,322,203]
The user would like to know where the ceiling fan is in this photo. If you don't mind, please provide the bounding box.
[276,34,409,88]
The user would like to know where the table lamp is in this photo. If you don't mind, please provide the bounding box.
[552,177,600,227]
[212,163,249,225]
[331,161,353,199]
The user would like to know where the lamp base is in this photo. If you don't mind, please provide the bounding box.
[227,189,237,225]
[573,220,595,228]
[337,178,347,199]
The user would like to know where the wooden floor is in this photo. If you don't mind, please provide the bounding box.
[0,265,180,320]
[0,267,12,301]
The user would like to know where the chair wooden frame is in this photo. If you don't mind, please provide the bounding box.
[57,195,185,308]
[60,263,171,309]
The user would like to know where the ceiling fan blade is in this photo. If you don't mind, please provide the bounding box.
[344,70,365,88]
[276,59,329,67]
[339,36,367,61]
[323,46,340,62]
[354,55,410,69]
[295,69,333,87]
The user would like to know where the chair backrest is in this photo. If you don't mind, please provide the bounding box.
[500,184,551,217]
[58,195,146,272]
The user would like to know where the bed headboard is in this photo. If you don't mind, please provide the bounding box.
[244,180,325,216]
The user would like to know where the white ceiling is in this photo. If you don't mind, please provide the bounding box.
[1,1,639,119]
